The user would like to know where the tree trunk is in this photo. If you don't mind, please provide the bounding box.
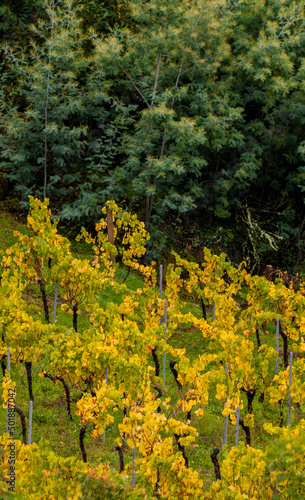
[44,373,72,421]
[200,298,207,320]
[38,279,49,323]
[15,405,27,444]
[246,389,256,414]
[79,425,87,462]
[239,418,251,446]
[153,384,163,413]
[73,302,78,332]
[152,347,160,377]
[154,468,161,500]
[256,329,261,348]
[25,361,34,402]
[169,360,182,390]
[210,447,221,480]
[174,433,188,468]
[115,445,125,472]
[279,321,288,369]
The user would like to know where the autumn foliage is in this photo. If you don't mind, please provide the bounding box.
[1,198,305,498]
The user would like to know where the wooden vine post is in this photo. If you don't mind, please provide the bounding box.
[107,207,115,263]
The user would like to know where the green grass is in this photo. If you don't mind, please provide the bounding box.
[0,212,30,252]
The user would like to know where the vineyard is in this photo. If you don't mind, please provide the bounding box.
[1,198,305,499]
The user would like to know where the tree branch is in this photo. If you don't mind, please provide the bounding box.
[118,65,150,109]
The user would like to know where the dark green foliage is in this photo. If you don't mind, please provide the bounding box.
[0,0,45,43]
[2,0,305,269]
[0,1,88,205]
[78,0,131,34]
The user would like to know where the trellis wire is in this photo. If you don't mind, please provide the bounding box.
[287,352,293,427]
[28,400,33,445]
[163,302,168,389]
[53,281,58,324]
[132,447,136,489]
[224,362,229,445]
[275,318,279,375]
[102,363,108,444]
[6,347,11,433]
[235,406,240,447]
